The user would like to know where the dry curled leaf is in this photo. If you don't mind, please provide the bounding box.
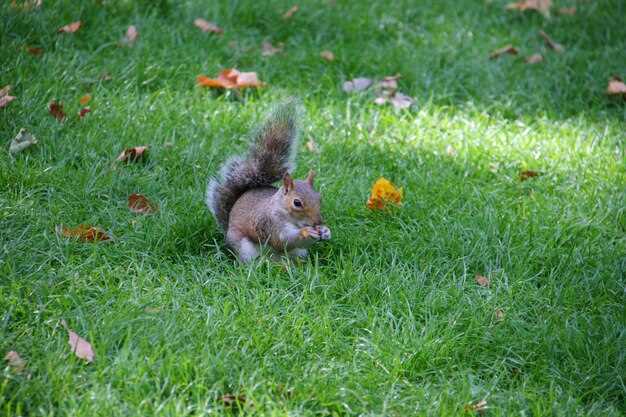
[79,94,91,105]
[558,7,576,15]
[116,146,148,162]
[320,50,335,61]
[128,193,158,214]
[305,138,319,153]
[61,320,94,363]
[122,25,138,46]
[26,46,43,56]
[606,76,626,97]
[367,177,403,210]
[219,394,247,407]
[506,0,551,16]
[4,351,26,373]
[9,128,38,154]
[519,170,540,181]
[56,224,111,241]
[48,100,66,121]
[342,77,373,93]
[464,399,488,415]
[489,44,519,59]
[197,68,264,89]
[282,5,299,19]
[539,31,564,53]
[525,53,543,64]
[261,41,283,57]
[495,308,505,321]
[194,18,223,34]
[475,274,490,287]
[78,107,91,118]
[0,85,16,109]
[58,21,81,34]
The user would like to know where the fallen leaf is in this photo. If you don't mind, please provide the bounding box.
[367,177,403,210]
[144,306,162,313]
[219,394,247,407]
[9,128,38,154]
[78,107,91,118]
[305,138,319,153]
[475,274,490,287]
[539,30,564,53]
[464,399,488,415]
[99,73,112,81]
[26,46,43,56]
[4,351,26,373]
[558,7,576,15]
[495,308,505,321]
[519,170,540,181]
[10,0,41,11]
[261,41,283,57]
[79,94,92,105]
[56,224,110,241]
[606,76,626,97]
[197,68,264,89]
[282,5,299,19]
[525,53,543,64]
[116,146,148,162]
[128,193,158,214]
[342,77,373,93]
[489,44,519,59]
[446,144,458,156]
[505,0,551,16]
[194,18,223,34]
[61,320,94,363]
[122,25,138,46]
[0,85,16,109]
[48,100,66,121]
[58,21,81,34]
[320,50,335,61]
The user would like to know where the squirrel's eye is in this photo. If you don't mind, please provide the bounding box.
[293,199,303,208]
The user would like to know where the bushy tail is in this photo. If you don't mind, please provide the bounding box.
[206,99,300,231]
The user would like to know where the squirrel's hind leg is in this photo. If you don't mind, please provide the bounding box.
[227,230,259,263]
[289,248,309,259]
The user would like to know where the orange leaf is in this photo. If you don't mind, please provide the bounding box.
[489,44,519,60]
[320,50,335,61]
[128,193,158,214]
[367,177,403,210]
[0,85,16,109]
[116,146,148,162]
[48,100,66,121]
[79,94,92,105]
[607,76,626,97]
[506,0,551,16]
[194,18,223,34]
[58,21,81,34]
[197,68,264,89]
[56,224,110,241]
[282,5,299,19]
[519,170,540,181]
[539,30,564,53]
[525,53,543,64]
[475,274,490,287]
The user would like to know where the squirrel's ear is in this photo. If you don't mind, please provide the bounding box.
[306,170,316,186]
[283,173,294,193]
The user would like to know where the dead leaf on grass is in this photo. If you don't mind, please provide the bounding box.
[525,53,543,64]
[261,41,283,57]
[606,76,626,97]
[78,107,91,118]
[56,224,111,241]
[4,351,26,373]
[121,25,138,46]
[464,399,488,415]
[506,0,551,16]
[48,100,66,121]
[282,5,299,19]
[79,94,92,105]
[219,394,247,407]
[539,30,564,53]
[0,85,16,109]
[58,21,81,34]
[61,320,94,363]
[519,170,540,181]
[489,44,519,59]
[320,50,335,61]
[367,177,403,210]
[342,77,373,93]
[197,68,264,89]
[10,0,41,11]
[26,46,43,56]
[475,274,490,287]
[9,128,38,154]
[305,138,319,153]
[128,193,158,214]
[558,7,576,15]
[194,18,223,34]
[116,146,148,162]
[495,308,505,321]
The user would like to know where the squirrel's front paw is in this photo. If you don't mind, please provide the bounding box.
[316,225,331,241]
[300,226,321,240]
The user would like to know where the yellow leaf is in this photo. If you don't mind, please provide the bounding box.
[367,177,403,210]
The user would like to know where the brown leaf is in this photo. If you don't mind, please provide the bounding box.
[116,146,148,162]
[464,399,488,415]
[4,351,26,373]
[495,308,505,321]
[506,0,551,16]
[219,394,247,407]
[489,44,519,60]
[48,100,66,121]
[305,138,319,153]
[10,0,41,11]
[78,107,91,118]
[0,85,16,109]
[606,76,626,97]
[58,21,81,34]
[56,224,110,241]
[475,274,490,287]
[519,170,540,181]
[261,41,283,57]
[79,94,92,105]
[26,46,43,56]
[128,193,158,214]
[282,5,299,19]
[197,69,264,89]
[122,25,139,46]
[558,7,576,15]
[61,320,94,363]
[342,77,373,93]
[9,128,38,154]
[539,31,564,53]
[320,50,335,61]
[194,18,223,34]
[525,53,543,64]
[99,73,112,81]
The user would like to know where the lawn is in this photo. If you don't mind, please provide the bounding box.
[1,0,625,416]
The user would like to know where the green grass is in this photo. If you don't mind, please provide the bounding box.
[1,0,625,416]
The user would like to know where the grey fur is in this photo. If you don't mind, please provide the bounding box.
[206,98,301,231]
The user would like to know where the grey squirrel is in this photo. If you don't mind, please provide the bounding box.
[206,99,331,262]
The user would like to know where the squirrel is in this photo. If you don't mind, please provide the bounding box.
[206,99,331,262]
